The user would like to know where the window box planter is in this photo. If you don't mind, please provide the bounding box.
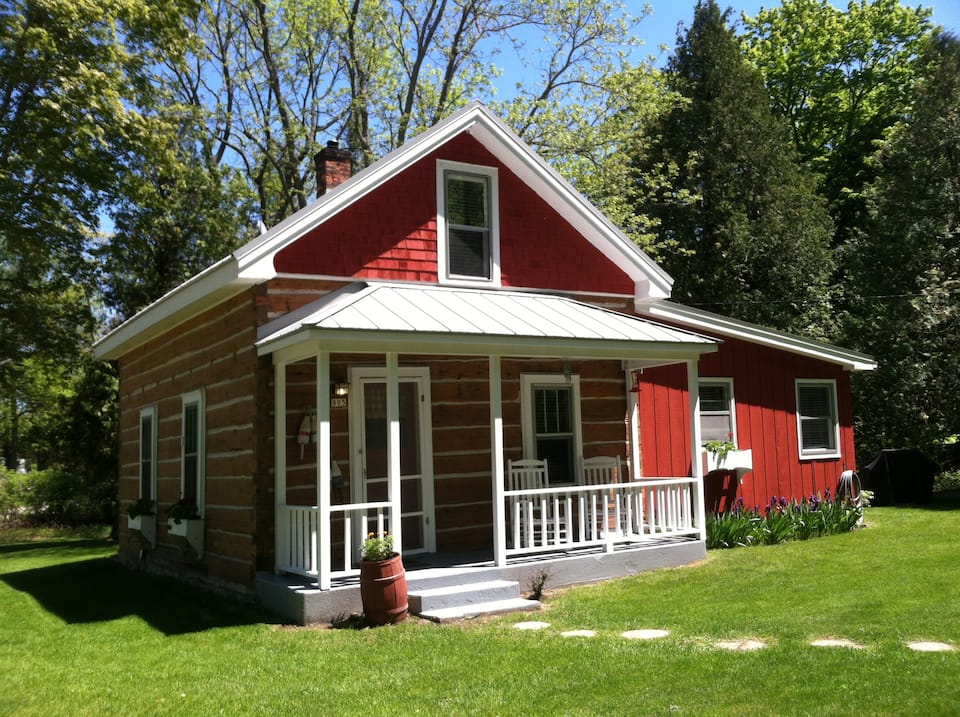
[167,518,204,556]
[702,448,753,477]
[127,514,156,547]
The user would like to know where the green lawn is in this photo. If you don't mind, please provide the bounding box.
[2,496,959,716]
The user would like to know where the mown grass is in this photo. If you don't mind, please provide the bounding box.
[1,496,958,716]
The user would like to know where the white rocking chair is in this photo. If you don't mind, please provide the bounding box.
[507,458,568,548]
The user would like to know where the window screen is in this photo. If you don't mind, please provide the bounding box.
[533,386,574,484]
[445,172,491,279]
[139,412,154,499]
[182,400,201,505]
[797,382,837,453]
[699,381,734,443]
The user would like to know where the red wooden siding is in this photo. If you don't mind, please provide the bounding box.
[640,336,857,512]
[273,134,634,295]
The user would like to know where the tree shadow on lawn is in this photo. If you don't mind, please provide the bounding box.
[1,552,275,635]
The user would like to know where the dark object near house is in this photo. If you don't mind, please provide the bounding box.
[860,449,938,505]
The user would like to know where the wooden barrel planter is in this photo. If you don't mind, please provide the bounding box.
[359,554,409,625]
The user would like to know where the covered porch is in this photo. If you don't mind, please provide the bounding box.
[256,282,716,601]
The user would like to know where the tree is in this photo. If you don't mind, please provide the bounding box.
[844,32,960,456]
[161,0,642,227]
[99,113,257,320]
[632,0,835,335]
[0,0,192,465]
[742,0,934,245]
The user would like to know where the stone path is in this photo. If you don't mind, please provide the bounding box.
[512,621,957,653]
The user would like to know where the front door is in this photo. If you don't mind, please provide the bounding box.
[350,367,435,554]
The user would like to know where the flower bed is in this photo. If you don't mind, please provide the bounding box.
[706,489,863,549]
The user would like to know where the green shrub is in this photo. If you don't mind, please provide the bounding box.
[0,467,113,527]
[707,490,863,550]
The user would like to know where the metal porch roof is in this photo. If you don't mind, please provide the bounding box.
[256,282,716,359]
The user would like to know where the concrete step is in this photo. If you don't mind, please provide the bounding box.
[417,597,541,623]
[408,579,521,613]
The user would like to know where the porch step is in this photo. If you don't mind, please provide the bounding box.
[417,597,541,623]
[408,578,540,622]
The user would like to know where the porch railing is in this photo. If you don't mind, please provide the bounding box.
[276,477,701,585]
[504,477,700,557]
[276,500,390,581]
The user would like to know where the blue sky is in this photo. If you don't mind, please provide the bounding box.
[640,1,960,61]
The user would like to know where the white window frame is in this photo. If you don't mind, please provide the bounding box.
[795,379,841,460]
[181,390,205,515]
[139,406,157,500]
[520,374,582,485]
[698,378,737,445]
[436,159,500,286]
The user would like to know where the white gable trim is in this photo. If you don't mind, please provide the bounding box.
[637,300,876,372]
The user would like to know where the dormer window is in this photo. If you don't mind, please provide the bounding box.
[437,160,499,284]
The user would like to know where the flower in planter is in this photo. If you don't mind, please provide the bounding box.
[127,497,155,519]
[166,498,200,524]
[704,435,737,467]
[361,531,395,562]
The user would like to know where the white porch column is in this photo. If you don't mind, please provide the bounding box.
[489,355,506,567]
[626,368,641,481]
[316,349,332,589]
[386,352,402,554]
[273,357,287,575]
[687,360,706,540]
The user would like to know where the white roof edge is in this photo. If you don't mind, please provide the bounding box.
[638,300,877,371]
[93,256,251,360]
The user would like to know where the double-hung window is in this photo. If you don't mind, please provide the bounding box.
[699,379,736,444]
[795,379,840,459]
[521,374,582,485]
[437,161,499,284]
[181,391,205,511]
[139,406,157,500]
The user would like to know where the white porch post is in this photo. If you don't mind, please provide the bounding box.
[316,349,332,589]
[273,357,287,575]
[626,368,641,481]
[489,355,506,567]
[386,352,402,554]
[687,360,706,540]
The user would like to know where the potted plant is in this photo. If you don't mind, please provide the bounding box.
[704,438,737,469]
[702,433,753,477]
[127,497,156,545]
[359,531,408,625]
[165,499,204,555]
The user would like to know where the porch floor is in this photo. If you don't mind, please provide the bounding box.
[257,536,704,625]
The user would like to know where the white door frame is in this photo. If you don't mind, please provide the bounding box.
[349,366,436,553]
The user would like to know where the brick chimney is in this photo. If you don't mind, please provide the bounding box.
[315,140,352,197]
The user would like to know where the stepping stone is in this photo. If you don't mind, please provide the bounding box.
[907,641,956,652]
[715,638,767,651]
[561,629,597,638]
[811,638,865,649]
[514,620,550,630]
[621,629,670,640]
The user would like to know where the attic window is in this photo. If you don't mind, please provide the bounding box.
[437,160,500,284]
